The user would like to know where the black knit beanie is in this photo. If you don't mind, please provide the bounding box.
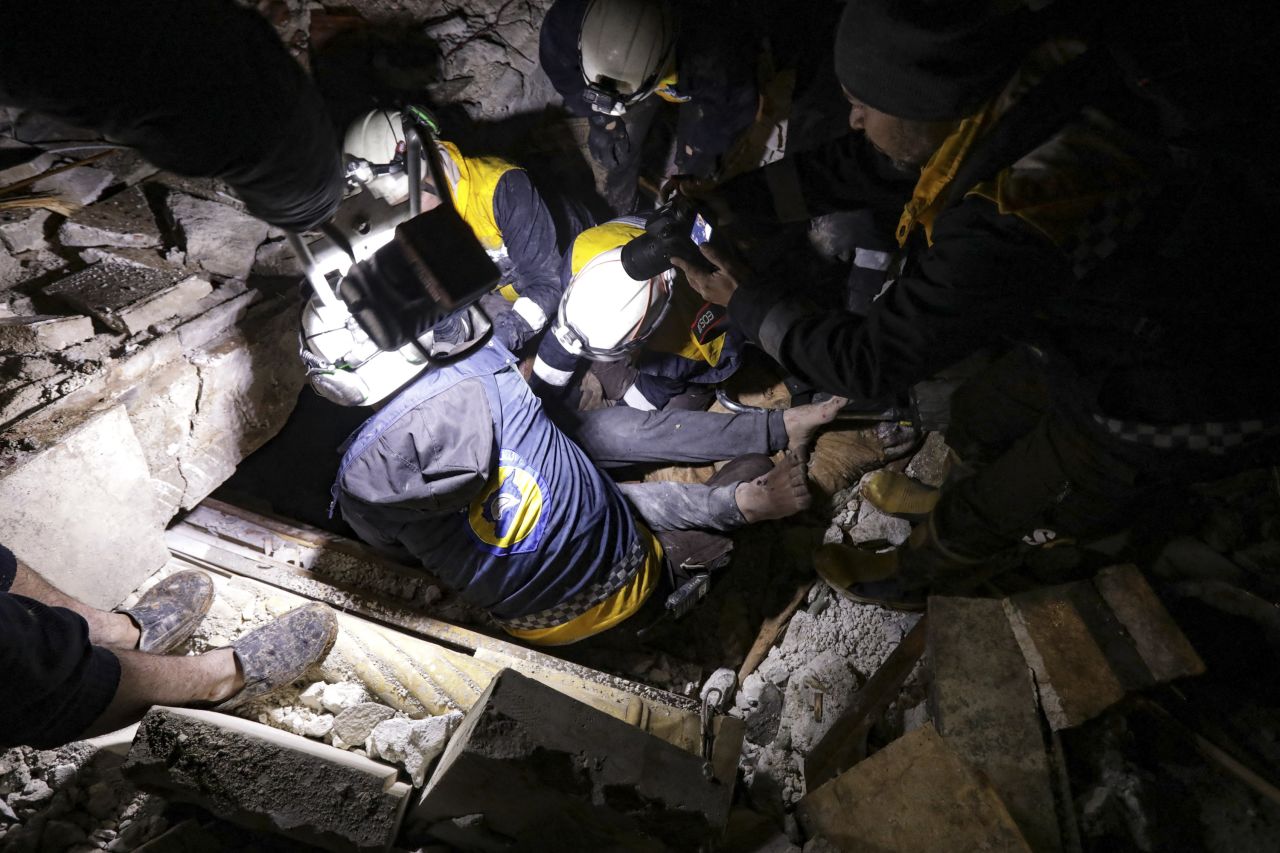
[836,0,1039,121]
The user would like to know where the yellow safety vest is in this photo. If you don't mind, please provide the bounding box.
[437,140,524,301]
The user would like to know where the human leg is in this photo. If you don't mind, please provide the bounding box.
[8,559,140,649]
[81,647,242,737]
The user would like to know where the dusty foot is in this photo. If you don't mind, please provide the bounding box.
[783,396,849,453]
[735,451,811,522]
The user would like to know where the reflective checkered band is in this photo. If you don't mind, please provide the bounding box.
[1064,186,1150,280]
[498,535,648,631]
[1094,414,1280,455]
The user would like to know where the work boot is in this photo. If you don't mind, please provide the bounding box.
[813,514,982,611]
[117,570,214,654]
[215,603,339,713]
[860,469,941,521]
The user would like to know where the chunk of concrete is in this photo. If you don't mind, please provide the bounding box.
[369,714,462,787]
[167,191,269,280]
[44,263,212,335]
[120,359,202,517]
[32,165,114,207]
[409,669,738,850]
[928,596,1061,853]
[0,208,52,254]
[0,314,95,353]
[0,405,169,608]
[1093,564,1205,682]
[334,704,398,750]
[123,706,411,853]
[0,248,21,290]
[847,490,911,546]
[59,185,162,248]
[905,431,951,487]
[797,725,1030,852]
[78,246,176,271]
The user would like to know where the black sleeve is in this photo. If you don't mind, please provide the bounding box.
[717,132,916,225]
[672,24,760,176]
[0,0,342,231]
[539,0,594,117]
[0,542,14,591]
[492,169,567,330]
[729,197,1072,400]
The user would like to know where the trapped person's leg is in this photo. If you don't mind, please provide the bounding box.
[8,559,140,649]
[567,396,844,468]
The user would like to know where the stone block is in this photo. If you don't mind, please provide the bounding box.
[796,725,1030,852]
[369,714,463,787]
[905,430,951,487]
[167,191,269,280]
[1093,564,1205,682]
[0,314,95,353]
[121,359,202,518]
[334,704,398,749]
[0,248,21,290]
[0,405,169,608]
[44,263,213,335]
[176,301,305,508]
[123,706,411,853]
[0,208,52,254]
[32,165,114,207]
[59,185,162,248]
[928,596,1061,853]
[175,289,259,351]
[409,669,737,850]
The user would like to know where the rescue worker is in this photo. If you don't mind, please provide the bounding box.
[1,546,338,749]
[343,109,590,353]
[539,0,758,212]
[302,294,843,644]
[674,0,1280,608]
[530,216,744,411]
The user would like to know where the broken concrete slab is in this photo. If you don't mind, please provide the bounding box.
[166,191,269,280]
[59,185,162,249]
[0,314,94,353]
[123,706,411,853]
[44,263,213,336]
[847,494,911,546]
[78,246,177,271]
[1093,564,1205,683]
[120,359,202,517]
[31,165,114,207]
[0,404,169,608]
[333,704,398,750]
[797,724,1030,852]
[368,713,462,787]
[409,668,739,850]
[0,208,52,254]
[905,430,950,487]
[0,248,22,290]
[928,596,1061,853]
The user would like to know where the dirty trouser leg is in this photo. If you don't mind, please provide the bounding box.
[617,454,775,532]
[566,406,787,469]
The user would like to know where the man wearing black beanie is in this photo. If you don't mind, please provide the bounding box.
[674,0,1280,607]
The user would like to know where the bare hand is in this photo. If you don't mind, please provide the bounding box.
[671,243,748,306]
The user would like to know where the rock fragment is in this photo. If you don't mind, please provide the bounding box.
[43,263,212,336]
[368,714,462,787]
[166,192,268,280]
[0,315,95,353]
[59,185,161,248]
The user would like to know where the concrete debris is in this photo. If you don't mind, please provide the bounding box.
[781,650,862,755]
[904,430,951,487]
[252,238,303,276]
[846,487,911,546]
[0,208,52,254]
[43,263,213,336]
[0,250,21,291]
[165,191,269,280]
[928,596,1061,852]
[320,682,368,714]
[410,669,738,849]
[31,165,114,207]
[333,704,398,749]
[124,706,412,853]
[0,314,94,353]
[797,725,1031,852]
[78,246,178,271]
[59,185,162,248]
[369,714,463,787]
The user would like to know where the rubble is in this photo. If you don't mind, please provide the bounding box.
[0,208,52,254]
[367,714,462,787]
[44,263,213,336]
[123,706,412,853]
[332,704,398,749]
[165,191,270,280]
[31,165,114,207]
[58,185,162,248]
[0,314,94,353]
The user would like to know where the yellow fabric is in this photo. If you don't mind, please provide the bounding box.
[504,528,664,645]
[496,284,520,303]
[896,40,1155,249]
[437,140,517,253]
[654,70,689,104]
[569,220,642,275]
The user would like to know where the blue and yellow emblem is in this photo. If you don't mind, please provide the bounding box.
[467,449,548,555]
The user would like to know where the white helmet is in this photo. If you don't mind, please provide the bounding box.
[343,109,412,204]
[579,0,677,115]
[555,247,673,361]
[300,295,490,406]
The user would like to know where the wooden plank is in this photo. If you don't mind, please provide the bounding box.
[738,582,812,683]
[1094,565,1205,682]
[802,615,927,789]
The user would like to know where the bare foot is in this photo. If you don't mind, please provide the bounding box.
[735,451,811,522]
[783,396,849,454]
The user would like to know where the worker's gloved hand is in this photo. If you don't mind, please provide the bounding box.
[588,113,631,169]
[671,242,750,307]
[492,308,535,353]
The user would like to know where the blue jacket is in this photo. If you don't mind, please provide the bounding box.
[334,342,647,629]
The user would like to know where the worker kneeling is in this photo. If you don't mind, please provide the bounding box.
[303,297,828,644]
